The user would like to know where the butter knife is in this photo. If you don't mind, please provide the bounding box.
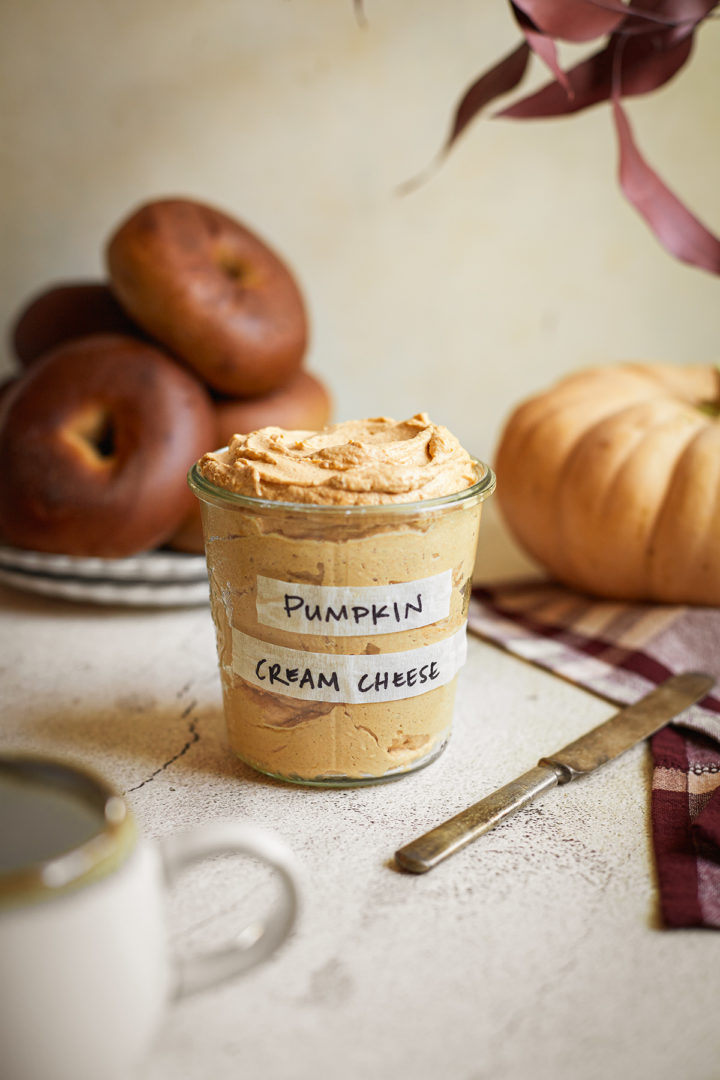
[395,671,715,874]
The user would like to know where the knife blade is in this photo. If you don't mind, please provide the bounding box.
[395,671,715,874]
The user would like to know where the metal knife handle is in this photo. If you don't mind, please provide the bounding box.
[394,764,560,874]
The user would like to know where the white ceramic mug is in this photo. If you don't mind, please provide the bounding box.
[0,754,300,1080]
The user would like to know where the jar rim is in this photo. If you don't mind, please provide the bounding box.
[188,456,496,516]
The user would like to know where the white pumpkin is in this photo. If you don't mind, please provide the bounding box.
[494,363,720,604]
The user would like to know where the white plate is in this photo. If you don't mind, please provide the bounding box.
[0,544,208,582]
[0,545,210,607]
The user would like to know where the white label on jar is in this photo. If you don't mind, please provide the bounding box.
[255,570,453,636]
[232,624,467,704]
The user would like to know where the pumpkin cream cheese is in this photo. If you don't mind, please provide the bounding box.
[193,414,492,784]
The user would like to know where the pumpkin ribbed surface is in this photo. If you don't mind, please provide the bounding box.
[494,363,720,604]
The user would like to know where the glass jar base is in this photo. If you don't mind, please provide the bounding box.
[231,737,449,789]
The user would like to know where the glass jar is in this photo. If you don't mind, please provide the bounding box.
[189,461,495,786]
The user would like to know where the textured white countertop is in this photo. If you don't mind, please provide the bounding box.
[2,510,719,1080]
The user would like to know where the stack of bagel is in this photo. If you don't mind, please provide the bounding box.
[0,197,331,557]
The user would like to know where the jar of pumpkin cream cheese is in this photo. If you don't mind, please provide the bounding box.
[189,413,494,786]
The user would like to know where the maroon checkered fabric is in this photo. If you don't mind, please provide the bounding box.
[469,581,720,928]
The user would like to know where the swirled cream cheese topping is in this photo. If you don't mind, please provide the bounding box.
[198,413,477,504]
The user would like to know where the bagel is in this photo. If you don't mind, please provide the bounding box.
[213,369,331,447]
[0,334,215,557]
[106,198,308,397]
[0,376,17,413]
[168,369,332,553]
[12,282,142,366]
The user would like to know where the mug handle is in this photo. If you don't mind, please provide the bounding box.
[158,821,300,998]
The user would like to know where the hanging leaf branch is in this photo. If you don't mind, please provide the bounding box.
[409,1,720,274]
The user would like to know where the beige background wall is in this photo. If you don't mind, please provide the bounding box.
[2,0,718,467]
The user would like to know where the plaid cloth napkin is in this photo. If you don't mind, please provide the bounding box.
[468,580,720,928]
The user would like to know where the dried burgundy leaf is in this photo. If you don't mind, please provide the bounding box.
[398,41,531,194]
[446,41,531,146]
[512,0,624,41]
[613,98,720,274]
[497,28,695,118]
[511,4,572,94]
[616,28,697,97]
[633,0,718,25]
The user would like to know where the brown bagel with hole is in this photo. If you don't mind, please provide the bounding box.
[106,198,308,397]
[12,282,143,367]
[0,334,215,557]
[168,369,332,553]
